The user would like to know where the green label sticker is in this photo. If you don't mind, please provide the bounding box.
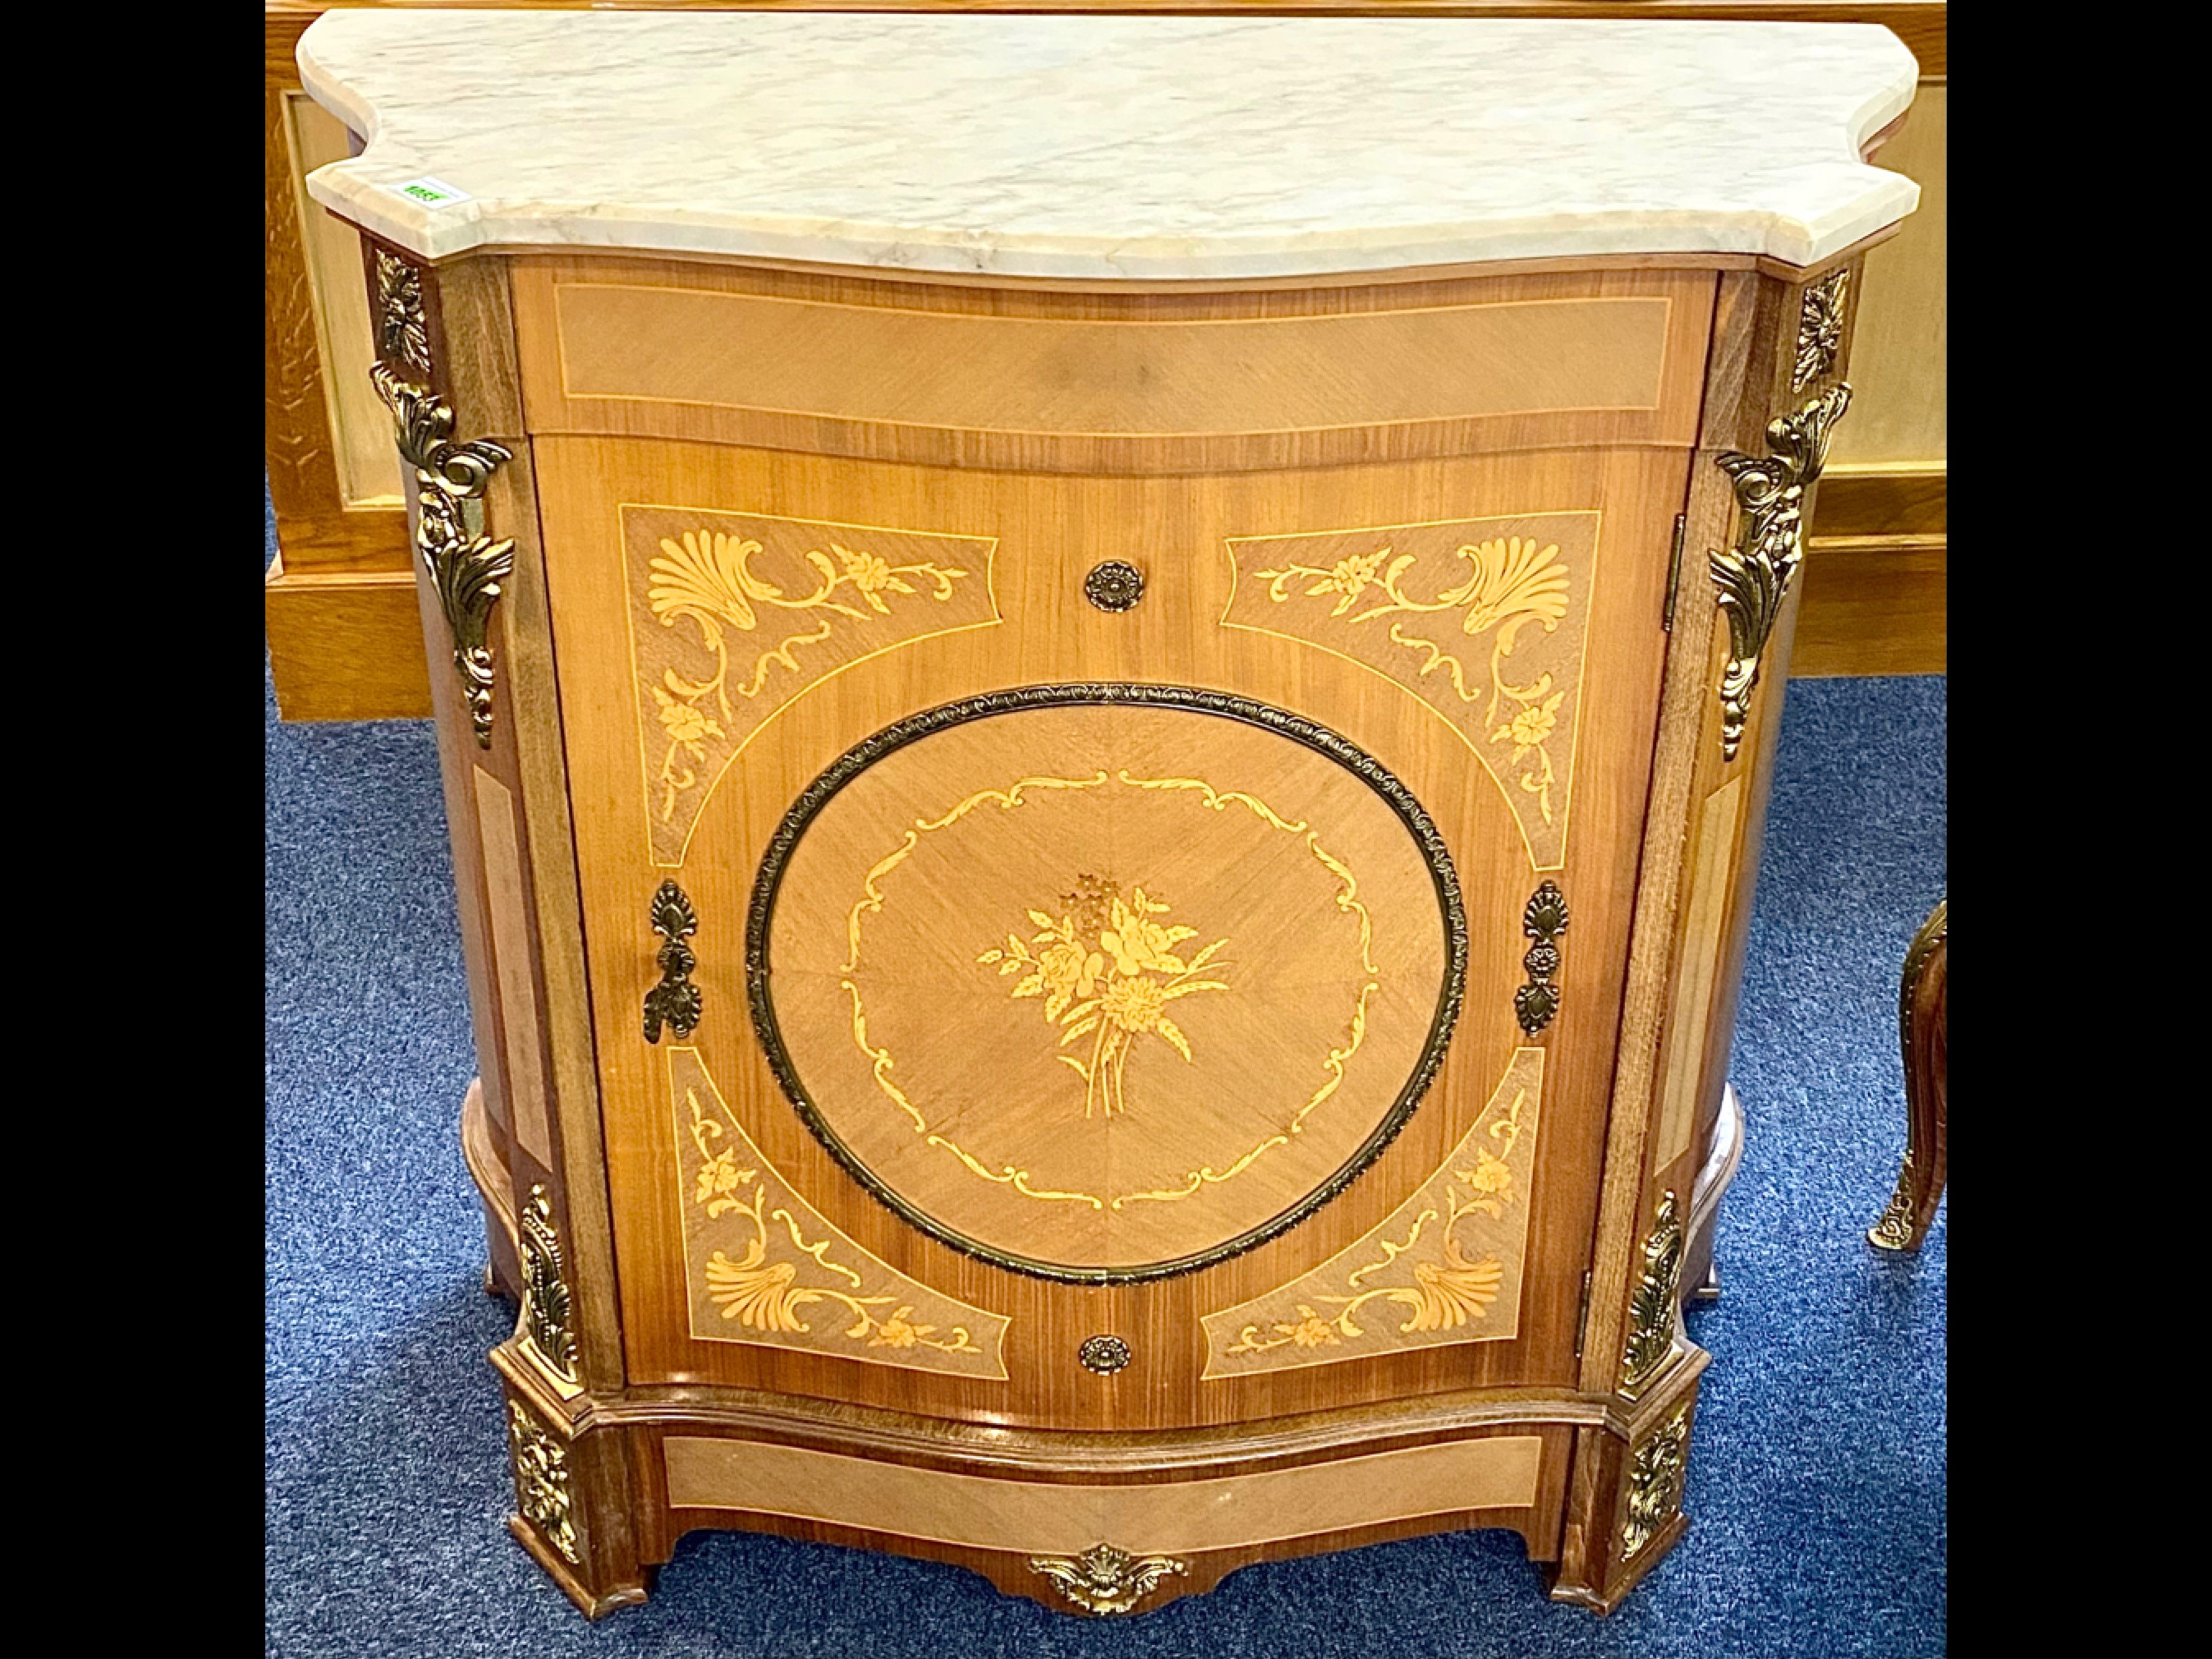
[390,175,471,208]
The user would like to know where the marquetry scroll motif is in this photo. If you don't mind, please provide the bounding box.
[620,504,1000,866]
[1620,1190,1685,1397]
[1029,1543,1188,1616]
[664,1045,1010,1378]
[374,248,432,376]
[506,1398,580,1564]
[1223,512,1599,871]
[371,362,516,747]
[1709,384,1851,761]
[517,1183,581,1389]
[264,88,331,503]
[1620,1405,1691,1561]
[1200,1048,1544,1377]
[808,766,1394,1257]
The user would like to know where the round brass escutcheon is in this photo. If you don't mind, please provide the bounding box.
[1080,1335,1132,1375]
[1084,561,1145,612]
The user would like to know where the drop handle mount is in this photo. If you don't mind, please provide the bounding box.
[643,879,701,1042]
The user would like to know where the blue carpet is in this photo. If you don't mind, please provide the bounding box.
[265,509,1945,1657]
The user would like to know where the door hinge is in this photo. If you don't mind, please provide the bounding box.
[1574,1269,1593,1360]
[1662,512,1687,633]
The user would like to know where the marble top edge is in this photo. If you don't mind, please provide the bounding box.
[297,12,1921,280]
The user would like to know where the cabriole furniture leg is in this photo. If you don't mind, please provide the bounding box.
[1869,897,1946,1250]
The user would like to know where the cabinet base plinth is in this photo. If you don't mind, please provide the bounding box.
[482,1349,1628,1620]
[1549,1511,1692,1614]
[505,1516,649,1620]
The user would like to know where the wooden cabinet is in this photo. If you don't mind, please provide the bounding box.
[308,11,1908,1620]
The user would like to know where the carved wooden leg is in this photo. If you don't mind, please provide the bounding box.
[1869,898,1946,1250]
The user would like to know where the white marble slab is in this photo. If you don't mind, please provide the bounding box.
[298,12,1919,280]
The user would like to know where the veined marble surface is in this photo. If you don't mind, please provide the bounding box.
[299,12,1920,280]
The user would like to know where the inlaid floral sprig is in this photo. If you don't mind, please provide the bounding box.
[978,876,1232,1120]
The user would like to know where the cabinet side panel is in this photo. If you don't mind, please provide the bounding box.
[474,767,555,1167]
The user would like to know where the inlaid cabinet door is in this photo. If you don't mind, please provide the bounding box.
[536,433,1686,1432]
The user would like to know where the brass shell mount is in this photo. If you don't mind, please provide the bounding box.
[1079,1334,1132,1375]
[1029,1543,1187,1615]
[1084,561,1145,612]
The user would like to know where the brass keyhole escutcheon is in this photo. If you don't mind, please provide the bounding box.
[1080,1334,1132,1375]
[1084,561,1144,612]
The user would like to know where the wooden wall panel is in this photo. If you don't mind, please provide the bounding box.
[262,557,433,721]
[1827,83,1945,470]
[287,90,407,509]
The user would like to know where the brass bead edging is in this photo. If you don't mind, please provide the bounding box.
[643,879,702,1043]
[1709,383,1851,763]
[370,360,516,748]
[743,681,1469,1287]
[1029,1543,1187,1615]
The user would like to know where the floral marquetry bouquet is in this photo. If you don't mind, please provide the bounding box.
[978,876,1233,1120]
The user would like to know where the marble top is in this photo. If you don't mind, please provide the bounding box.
[298,12,1920,281]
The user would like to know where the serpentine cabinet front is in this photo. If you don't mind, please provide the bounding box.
[369,243,1861,1617]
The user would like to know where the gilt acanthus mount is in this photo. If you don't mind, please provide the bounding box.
[1708,384,1851,762]
[1792,269,1849,391]
[374,248,433,375]
[370,361,516,747]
